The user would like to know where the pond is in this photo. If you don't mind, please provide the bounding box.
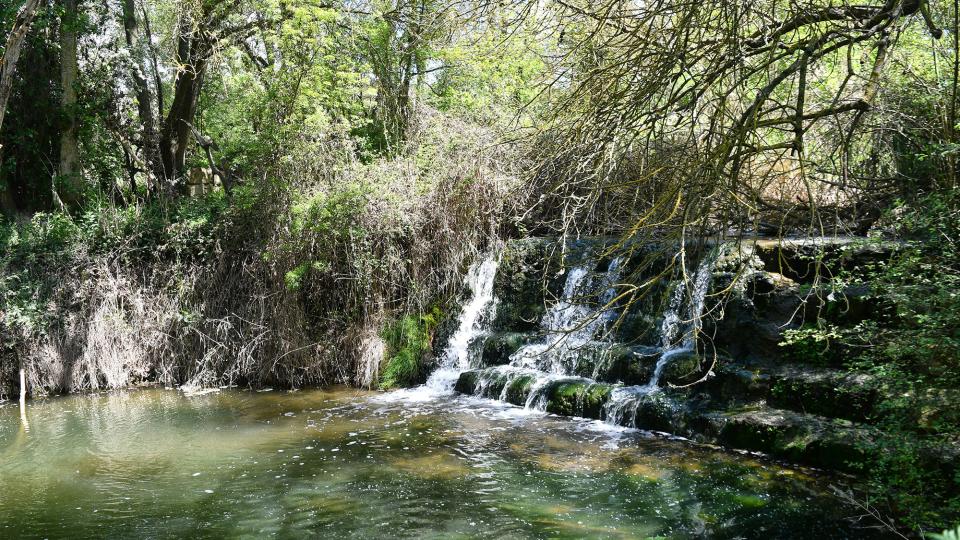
[0,387,891,539]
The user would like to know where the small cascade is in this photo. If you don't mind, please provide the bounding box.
[646,253,716,389]
[456,255,621,412]
[509,257,624,376]
[439,241,719,427]
[424,255,499,393]
[604,252,717,426]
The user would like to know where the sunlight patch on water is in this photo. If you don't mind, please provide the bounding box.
[0,388,885,539]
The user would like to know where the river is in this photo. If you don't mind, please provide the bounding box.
[0,387,889,539]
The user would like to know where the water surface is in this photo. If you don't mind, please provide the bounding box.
[0,388,890,539]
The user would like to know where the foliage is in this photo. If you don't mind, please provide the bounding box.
[779,192,960,531]
[779,324,844,366]
[380,306,443,389]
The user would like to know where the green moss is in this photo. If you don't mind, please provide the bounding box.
[482,332,531,365]
[380,306,443,389]
[503,374,536,405]
[732,494,768,509]
[660,352,701,384]
[545,381,612,419]
[453,370,480,394]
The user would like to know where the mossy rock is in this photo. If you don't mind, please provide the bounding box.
[492,238,565,332]
[455,367,540,402]
[709,408,873,472]
[629,392,689,433]
[454,370,480,395]
[701,365,771,404]
[481,332,534,366]
[753,238,897,285]
[545,381,613,419]
[660,352,703,386]
[768,371,877,422]
[477,370,512,398]
[503,373,537,405]
[537,344,654,385]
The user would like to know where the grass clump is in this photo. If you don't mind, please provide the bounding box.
[380,307,443,389]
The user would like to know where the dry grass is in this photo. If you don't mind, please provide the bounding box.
[1,107,521,397]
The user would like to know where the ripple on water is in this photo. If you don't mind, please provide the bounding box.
[0,387,890,539]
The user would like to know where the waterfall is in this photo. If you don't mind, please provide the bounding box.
[604,252,717,425]
[509,258,624,376]
[470,256,622,412]
[424,255,499,392]
[646,253,715,389]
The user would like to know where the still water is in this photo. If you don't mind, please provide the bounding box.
[0,387,889,539]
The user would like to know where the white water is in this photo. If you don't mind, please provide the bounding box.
[509,258,624,376]
[647,253,716,389]
[423,255,500,393]
[604,252,717,425]
[414,247,716,428]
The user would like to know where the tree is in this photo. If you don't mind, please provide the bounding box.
[528,0,948,241]
[0,0,42,139]
[156,0,272,188]
[118,0,273,195]
[121,0,162,195]
[57,0,82,209]
[366,0,451,153]
[0,0,45,215]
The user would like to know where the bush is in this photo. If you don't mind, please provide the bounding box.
[831,192,960,531]
[380,307,443,389]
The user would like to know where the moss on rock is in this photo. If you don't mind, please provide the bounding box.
[545,381,613,419]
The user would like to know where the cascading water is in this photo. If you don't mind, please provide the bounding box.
[604,252,717,426]
[470,257,626,411]
[424,255,499,393]
[510,258,624,375]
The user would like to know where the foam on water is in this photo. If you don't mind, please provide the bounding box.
[425,255,500,394]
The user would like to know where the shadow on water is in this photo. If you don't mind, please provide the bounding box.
[0,388,895,539]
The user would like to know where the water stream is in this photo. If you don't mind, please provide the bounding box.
[604,253,718,425]
[458,257,629,413]
[424,255,499,393]
[448,248,721,427]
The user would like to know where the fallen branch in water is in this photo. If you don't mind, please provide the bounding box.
[829,485,909,539]
[18,366,28,432]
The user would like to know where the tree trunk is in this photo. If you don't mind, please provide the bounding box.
[160,56,206,186]
[58,0,82,209]
[121,0,161,192]
[0,0,42,137]
[0,0,42,216]
[155,9,210,189]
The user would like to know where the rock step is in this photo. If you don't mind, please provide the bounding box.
[454,368,875,472]
[454,367,614,418]
[479,331,882,423]
[701,361,878,422]
[480,332,658,385]
[693,407,874,472]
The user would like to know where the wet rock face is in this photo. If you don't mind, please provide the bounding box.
[707,270,801,363]
[752,238,898,285]
[446,236,929,473]
[545,381,612,419]
[481,332,532,366]
[490,238,565,332]
[706,239,900,365]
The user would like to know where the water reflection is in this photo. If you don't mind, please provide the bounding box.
[0,388,890,539]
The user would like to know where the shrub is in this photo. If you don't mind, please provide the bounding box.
[380,307,443,389]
